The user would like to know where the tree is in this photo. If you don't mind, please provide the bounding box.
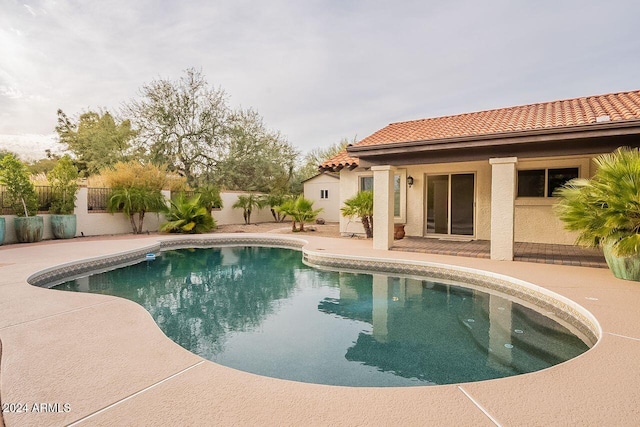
[261,192,291,223]
[125,68,229,186]
[215,108,298,193]
[289,196,322,232]
[56,109,137,176]
[47,155,79,215]
[103,161,169,234]
[232,193,264,225]
[161,193,215,234]
[0,154,38,216]
[341,190,374,238]
[276,195,322,232]
[107,186,167,234]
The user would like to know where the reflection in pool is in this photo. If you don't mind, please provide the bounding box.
[54,247,589,387]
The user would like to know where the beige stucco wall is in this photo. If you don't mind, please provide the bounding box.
[214,191,274,225]
[303,174,341,222]
[513,156,593,245]
[0,189,275,245]
[339,153,607,245]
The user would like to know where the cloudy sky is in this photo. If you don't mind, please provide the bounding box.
[1,0,639,159]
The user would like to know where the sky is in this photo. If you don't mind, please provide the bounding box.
[1,0,640,160]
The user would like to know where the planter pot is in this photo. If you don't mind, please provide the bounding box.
[14,216,44,243]
[0,217,5,245]
[394,224,405,240]
[603,243,640,282]
[51,214,77,239]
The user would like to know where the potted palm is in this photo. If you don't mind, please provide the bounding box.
[0,154,43,243]
[555,147,640,281]
[48,155,79,239]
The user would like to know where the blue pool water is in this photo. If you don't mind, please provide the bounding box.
[54,246,589,387]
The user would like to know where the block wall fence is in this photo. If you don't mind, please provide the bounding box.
[0,188,275,245]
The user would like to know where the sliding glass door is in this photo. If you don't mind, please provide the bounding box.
[426,173,474,236]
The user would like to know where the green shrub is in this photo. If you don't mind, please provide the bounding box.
[0,154,39,216]
[555,147,640,256]
[161,193,215,234]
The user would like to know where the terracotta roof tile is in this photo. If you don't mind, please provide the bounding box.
[320,89,640,171]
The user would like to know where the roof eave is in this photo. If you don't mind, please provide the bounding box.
[347,120,640,157]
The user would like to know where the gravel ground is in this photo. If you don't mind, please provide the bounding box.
[213,221,344,238]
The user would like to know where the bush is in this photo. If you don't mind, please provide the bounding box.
[556,147,640,256]
[48,155,79,215]
[161,193,215,234]
[0,154,39,216]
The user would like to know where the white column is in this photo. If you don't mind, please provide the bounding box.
[489,157,517,260]
[372,165,395,250]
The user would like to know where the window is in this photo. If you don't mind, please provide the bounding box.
[320,189,329,199]
[360,176,373,192]
[517,167,579,197]
[359,174,401,217]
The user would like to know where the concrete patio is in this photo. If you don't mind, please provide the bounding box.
[0,233,639,426]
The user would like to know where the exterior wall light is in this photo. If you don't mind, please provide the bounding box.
[407,176,414,187]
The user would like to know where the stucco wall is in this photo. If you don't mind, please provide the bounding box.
[339,153,606,245]
[0,189,275,245]
[513,156,592,245]
[303,174,341,222]
[213,191,274,225]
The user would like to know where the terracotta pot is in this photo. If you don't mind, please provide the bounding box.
[394,224,405,240]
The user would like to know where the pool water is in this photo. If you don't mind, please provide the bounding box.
[54,247,589,387]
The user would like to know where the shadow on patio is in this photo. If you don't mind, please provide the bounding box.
[391,237,607,268]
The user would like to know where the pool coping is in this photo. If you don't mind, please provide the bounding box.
[1,233,639,426]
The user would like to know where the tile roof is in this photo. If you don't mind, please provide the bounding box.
[320,89,640,171]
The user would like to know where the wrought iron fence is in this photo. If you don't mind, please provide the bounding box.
[35,185,53,213]
[87,187,112,212]
[0,186,53,214]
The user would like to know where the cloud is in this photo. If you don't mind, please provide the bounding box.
[1,0,639,159]
[0,86,23,99]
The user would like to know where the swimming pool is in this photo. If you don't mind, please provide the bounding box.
[53,246,589,387]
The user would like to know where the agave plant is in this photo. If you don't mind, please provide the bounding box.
[341,190,373,238]
[161,193,215,234]
[555,147,640,257]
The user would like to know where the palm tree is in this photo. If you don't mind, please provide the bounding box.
[555,147,640,256]
[341,190,373,238]
[232,193,264,224]
[107,187,167,234]
[161,193,215,234]
[275,198,298,231]
[261,192,291,222]
[276,195,322,232]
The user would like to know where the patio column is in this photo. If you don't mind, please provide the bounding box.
[372,165,396,250]
[489,157,517,260]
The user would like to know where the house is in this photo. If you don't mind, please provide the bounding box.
[320,90,640,260]
[303,172,340,222]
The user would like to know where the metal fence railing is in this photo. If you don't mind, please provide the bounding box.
[0,186,53,214]
[87,187,111,212]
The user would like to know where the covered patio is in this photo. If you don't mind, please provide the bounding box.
[392,237,607,268]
